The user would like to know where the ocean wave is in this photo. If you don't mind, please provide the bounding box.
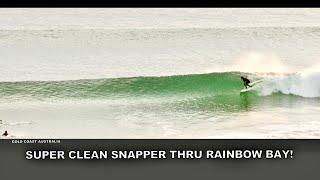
[0,71,319,100]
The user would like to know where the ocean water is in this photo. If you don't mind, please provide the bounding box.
[0,8,320,138]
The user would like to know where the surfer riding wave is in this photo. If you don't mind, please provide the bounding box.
[241,76,252,89]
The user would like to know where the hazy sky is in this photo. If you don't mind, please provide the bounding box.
[0,8,320,29]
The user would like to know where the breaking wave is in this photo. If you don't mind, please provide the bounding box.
[255,66,320,98]
[0,70,319,101]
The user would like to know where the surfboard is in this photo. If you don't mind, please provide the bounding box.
[249,79,263,86]
[240,87,254,93]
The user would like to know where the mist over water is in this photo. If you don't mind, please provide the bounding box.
[1,9,320,138]
[1,27,320,81]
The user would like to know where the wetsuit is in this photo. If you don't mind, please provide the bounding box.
[241,77,252,89]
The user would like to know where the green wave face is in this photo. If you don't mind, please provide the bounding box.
[1,72,317,115]
[0,72,245,99]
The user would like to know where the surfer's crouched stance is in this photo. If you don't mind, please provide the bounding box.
[241,76,252,89]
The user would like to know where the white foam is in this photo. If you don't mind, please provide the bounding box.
[256,66,320,98]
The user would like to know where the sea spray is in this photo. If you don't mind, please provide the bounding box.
[232,52,290,73]
[256,66,320,98]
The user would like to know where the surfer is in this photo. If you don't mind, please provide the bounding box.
[2,130,8,136]
[241,76,252,89]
